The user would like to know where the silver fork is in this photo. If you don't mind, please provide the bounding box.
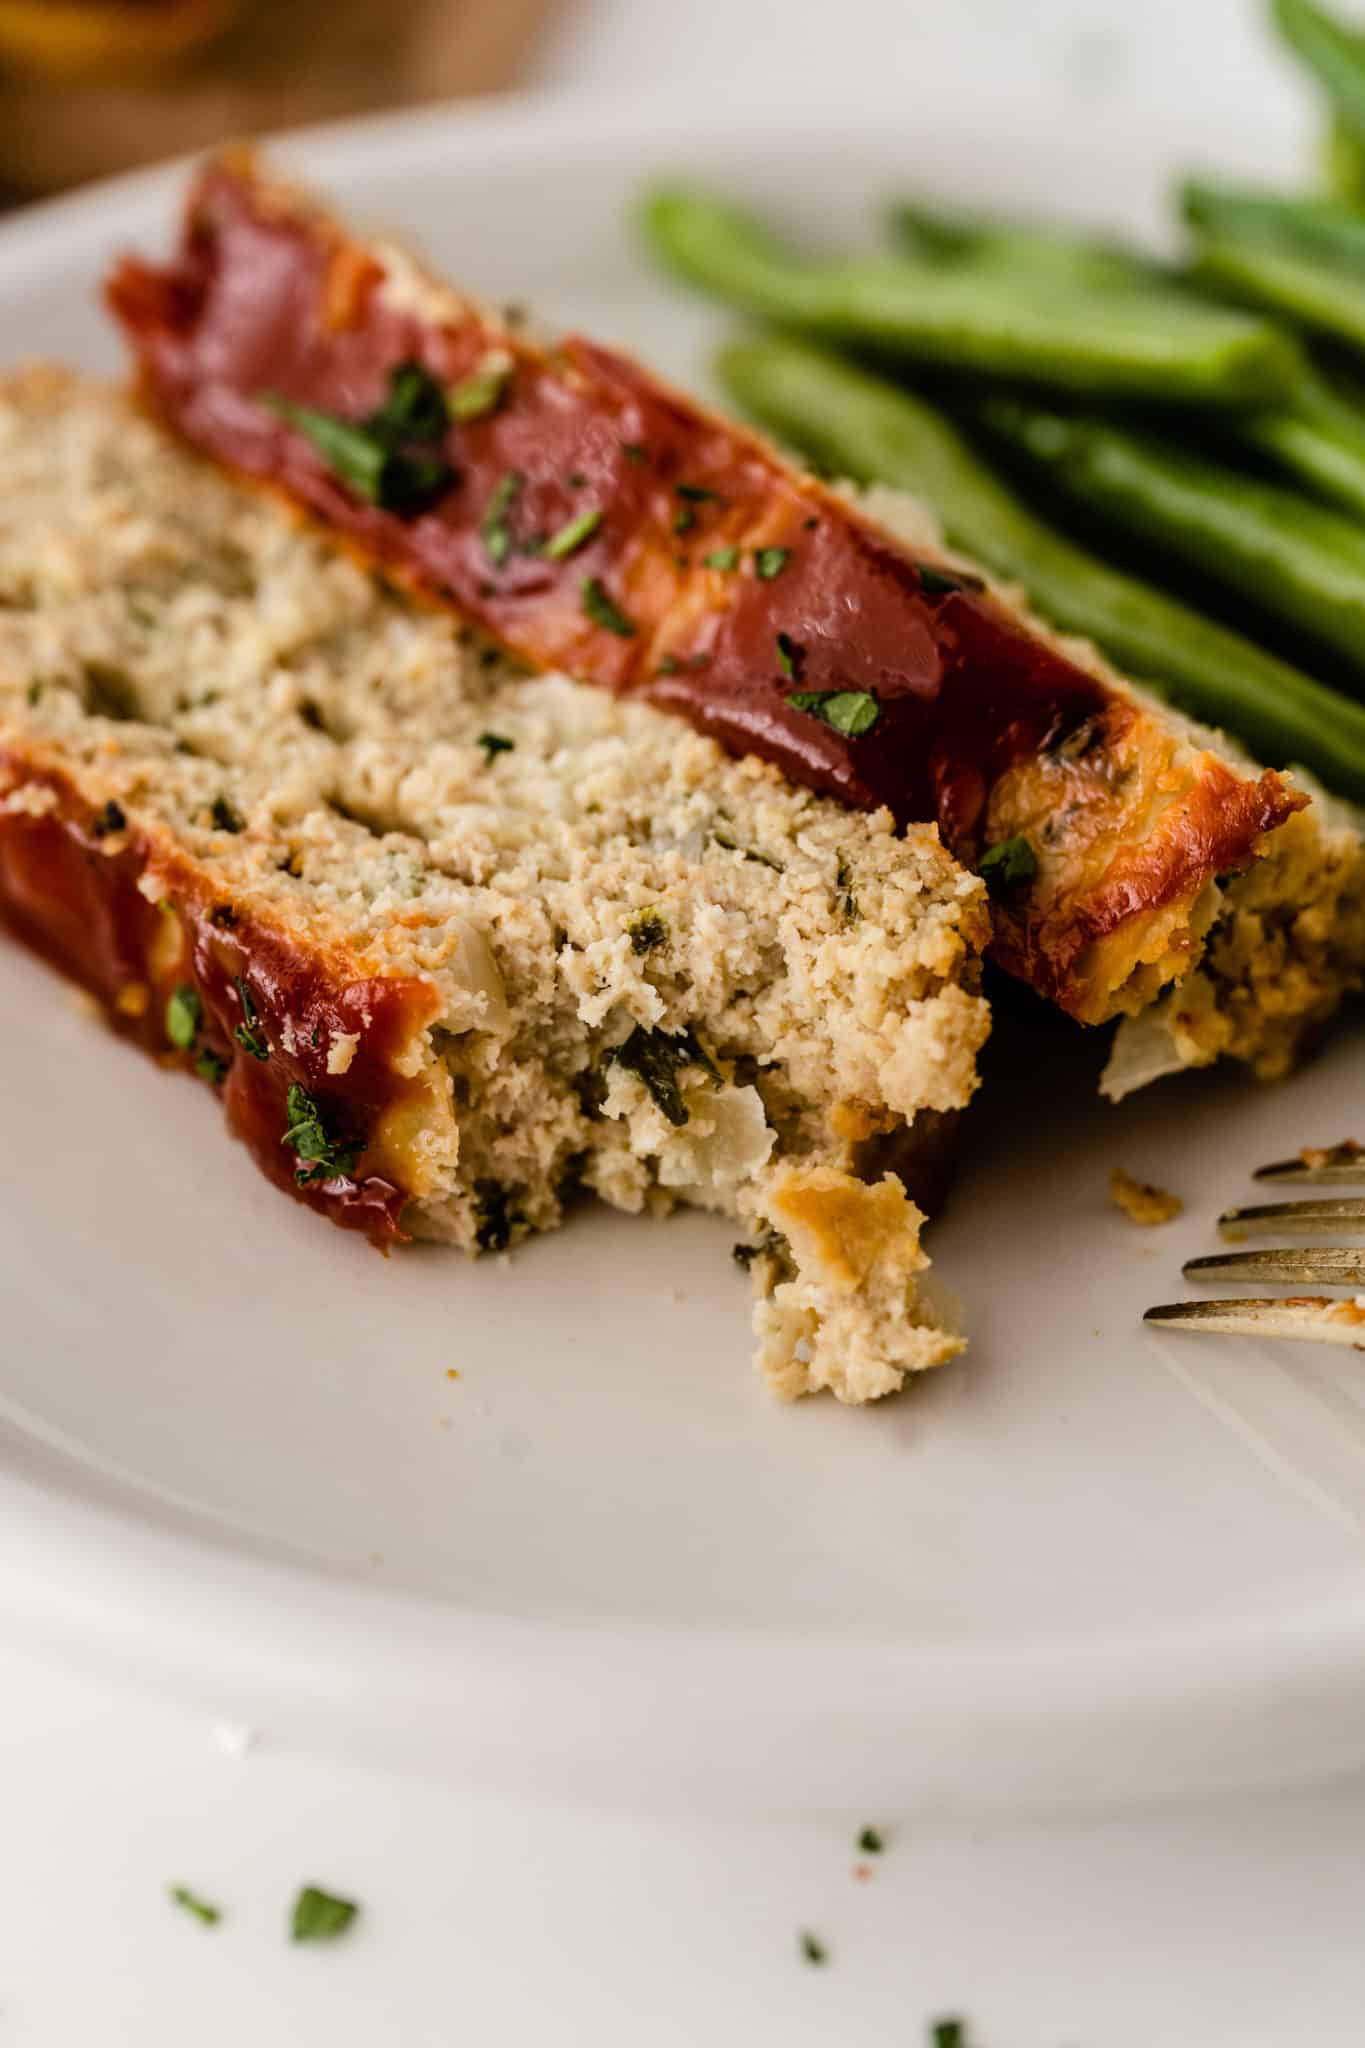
[1145,1142,1365,1348]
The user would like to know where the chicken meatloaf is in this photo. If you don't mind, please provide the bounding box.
[0,368,991,1403]
[106,152,1365,1088]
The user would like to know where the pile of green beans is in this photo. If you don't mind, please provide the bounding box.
[638,0,1365,806]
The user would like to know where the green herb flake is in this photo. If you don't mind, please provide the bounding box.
[233,976,269,1062]
[474,1178,519,1252]
[366,359,448,443]
[477,731,515,759]
[628,907,668,955]
[916,560,985,598]
[165,983,201,1051]
[675,483,720,503]
[856,1825,884,1855]
[211,794,245,834]
[703,545,740,573]
[755,546,790,580]
[799,1931,827,1966]
[977,834,1038,898]
[711,830,784,872]
[622,441,646,464]
[610,1025,719,1127]
[835,853,860,925]
[580,576,637,638]
[930,2022,965,2048]
[264,395,452,516]
[280,1083,361,1185]
[290,1885,358,1944]
[656,652,681,675]
[194,1048,229,1085]
[92,798,127,839]
[672,506,697,535]
[568,471,586,489]
[786,689,880,738]
[775,632,800,680]
[448,356,513,424]
[544,506,603,561]
[480,471,524,568]
[169,1885,221,1928]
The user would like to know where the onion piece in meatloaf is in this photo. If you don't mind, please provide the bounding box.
[105,151,1365,1091]
[0,368,990,1403]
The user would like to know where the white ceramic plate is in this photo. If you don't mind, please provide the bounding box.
[5,85,1365,1817]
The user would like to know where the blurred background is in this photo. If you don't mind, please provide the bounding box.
[0,0,1306,206]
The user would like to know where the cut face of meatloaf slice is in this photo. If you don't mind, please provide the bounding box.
[0,368,991,1404]
[103,150,1365,1091]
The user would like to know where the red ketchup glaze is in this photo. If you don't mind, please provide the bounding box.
[0,757,439,1246]
[106,159,1112,849]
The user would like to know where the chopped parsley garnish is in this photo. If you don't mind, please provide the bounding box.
[673,506,697,535]
[857,1825,884,1854]
[280,1083,361,1185]
[930,2023,965,2048]
[477,731,515,759]
[711,830,783,871]
[367,359,449,443]
[568,471,586,489]
[580,576,636,637]
[656,653,681,675]
[169,1885,221,1927]
[264,396,452,515]
[676,483,720,503]
[628,907,668,955]
[977,834,1038,897]
[448,356,513,423]
[232,976,269,1062]
[92,798,127,839]
[194,1048,229,1085]
[799,1931,827,1966]
[290,1885,358,1944]
[786,689,880,738]
[916,561,984,598]
[544,506,603,560]
[775,632,800,679]
[165,983,201,1051]
[703,545,739,572]
[480,471,524,567]
[474,1178,519,1252]
[622,441,646,463]
[755,546,790,580]
[211,794,244,834]
[610,1025,719,1126]
[835,853,860,923]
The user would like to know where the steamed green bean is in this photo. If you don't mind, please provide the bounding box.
[715,335,1365,798]
[643,185,1301,404]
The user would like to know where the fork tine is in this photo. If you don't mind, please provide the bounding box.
[1145,1297,1365,1345]
[1217,1197,1365,1238]
[1184,1247,1365,1285]
[1254,1144,1365,1186]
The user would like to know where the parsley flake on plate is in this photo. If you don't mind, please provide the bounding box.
[280,1084,361,1186]
[169,1884,221,1927]
[290,1884,358,1944]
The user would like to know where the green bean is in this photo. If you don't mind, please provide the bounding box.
[1274,0,1365,149]
[1235,368,1365,519]
[977,396,1365,683]
[643,185,1301,405]
[1324,115,1365,204]
[887,201,1160,290]
[1183,183,1365,353]
[715,335,1365,799]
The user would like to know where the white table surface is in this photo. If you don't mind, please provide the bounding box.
[8,3,1365,2042]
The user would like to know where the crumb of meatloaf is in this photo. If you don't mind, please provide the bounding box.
[0,367,991,1402]
[1109,1168,1184,1227]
